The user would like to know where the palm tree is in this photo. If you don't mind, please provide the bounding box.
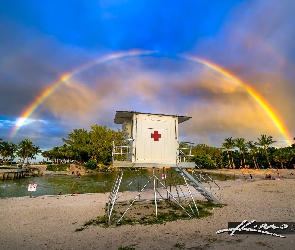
[255,135,276,168]
[50,147,62,163]
[246,141,259,169]
[1,141,10,163]
[8,142,18,165]
[273,148,290,169]
[222,137,236,168]
[234,138,247,168]
[0,141,16,165]
[17,139,40,165]
[32,145,42,162]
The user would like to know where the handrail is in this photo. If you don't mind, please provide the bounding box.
[112,138,134,162]
[178,142,194,163]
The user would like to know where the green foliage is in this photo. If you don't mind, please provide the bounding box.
[85,158,98,170]
[60,125,124,166]
[17,139,42,164]
[174,242,186,249]
[2,126,295,169]
[118,244,138,250]
[0,141,18,164]
[192,144,222,169]
[46,164,69,172]
[193,154,216,169]
[89,125,124,165]
[222,137,236,168]
[255,135,276,167]
[273,147,295,168]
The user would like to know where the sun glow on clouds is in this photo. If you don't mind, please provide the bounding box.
[61,73,71,82]
[15,117,35,127]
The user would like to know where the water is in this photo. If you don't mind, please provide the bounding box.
[206,172,236,181]
[0,170,233,198]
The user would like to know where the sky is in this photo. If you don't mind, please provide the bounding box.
[1,0,295,153]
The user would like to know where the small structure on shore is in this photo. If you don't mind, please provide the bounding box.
[107,111,221,225]
[0,167,27,180]
[0,166,43,180]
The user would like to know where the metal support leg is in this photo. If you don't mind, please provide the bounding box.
[153,167,158,218]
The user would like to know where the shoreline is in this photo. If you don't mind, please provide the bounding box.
[1,174,295,249]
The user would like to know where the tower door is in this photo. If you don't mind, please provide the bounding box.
[135,116,176,164]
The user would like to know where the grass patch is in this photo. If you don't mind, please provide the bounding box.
[118,244,138,250]
[46,163,69,172]
[174,242,186,249]
[76,199,225,231]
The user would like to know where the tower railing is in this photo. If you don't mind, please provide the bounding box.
[112,138,134,163]
[178,142,194,163]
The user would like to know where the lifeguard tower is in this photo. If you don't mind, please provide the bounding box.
[108,111,220,225]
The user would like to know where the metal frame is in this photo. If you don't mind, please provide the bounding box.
[107,166,200,225]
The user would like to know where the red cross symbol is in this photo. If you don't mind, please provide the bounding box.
[151,131,161,141]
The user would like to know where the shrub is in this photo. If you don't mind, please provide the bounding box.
[85,159,98,170]
[46,164,69,172]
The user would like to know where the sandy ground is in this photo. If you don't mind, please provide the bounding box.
[1,169,295,250]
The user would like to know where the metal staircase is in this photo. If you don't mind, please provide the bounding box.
[107,168,124,225]
[177,142,221,204]
[175,166,221,204]
[191,164,221,190]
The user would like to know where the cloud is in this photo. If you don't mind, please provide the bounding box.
[188,0,295,145]
[1,0,294,151]
[31,54,284,148]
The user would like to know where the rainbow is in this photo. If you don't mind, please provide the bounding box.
[182,55,292,145]
[11,51,292,145]
[10,49,156,138]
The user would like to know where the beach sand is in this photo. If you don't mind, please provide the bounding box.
[1,169,295,249]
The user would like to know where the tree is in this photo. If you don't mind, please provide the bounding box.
[44,147,62,163]
[0,138,3,161]
[222,137,236,168]
[89,125,124,165]
[8,142,18,165]
[255,135,276,168]
[32,145,42,162]
[59,144,74,163]
[246,141,259,169]
[0,141,17,164]
[273,148,286,168]
[192,144,222,169]
[234,138,247,168]
[0,141,10,163]
[17,139,41,164]
[62,128,91,162]
[273,147,295,169]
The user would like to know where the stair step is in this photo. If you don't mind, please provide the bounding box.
[175,167,220,204]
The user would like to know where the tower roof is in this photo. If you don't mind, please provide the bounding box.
[114,111,191,124]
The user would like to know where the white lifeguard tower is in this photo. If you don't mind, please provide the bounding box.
[108,111,220,225]
[113,111,193,167]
